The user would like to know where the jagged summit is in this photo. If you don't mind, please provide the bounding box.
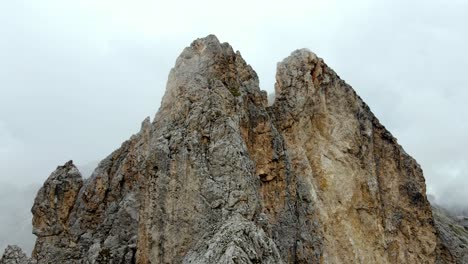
[158,34,262,119]
[0,245,34,264]
[32,160,83,239]
[2,35,461,263]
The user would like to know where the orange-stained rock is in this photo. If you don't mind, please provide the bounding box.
[25,35,456,264]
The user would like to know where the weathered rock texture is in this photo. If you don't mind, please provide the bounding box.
[432,205,468,264]
[31,122,150,263]
[0,245,34,264]
[24,35,460,263]
[268,49,441,263]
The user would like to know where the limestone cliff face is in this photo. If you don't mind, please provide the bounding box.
[134,35,285,264]
[267,49,439,263]
[24,35,456,263]
[432,205,468,264]
[31,120,151,263]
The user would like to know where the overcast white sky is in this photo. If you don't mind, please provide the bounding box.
[0,0,467,208]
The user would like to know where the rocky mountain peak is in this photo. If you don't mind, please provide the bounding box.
[275,48,320,95]
[3,35,463,263]
[159,35,262,119]
[31,160,83,238]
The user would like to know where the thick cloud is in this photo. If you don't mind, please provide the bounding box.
[0,0,467,252]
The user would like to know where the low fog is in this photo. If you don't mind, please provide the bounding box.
[1,0,467,253]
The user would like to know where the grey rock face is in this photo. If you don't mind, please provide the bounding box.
[0,245,34,264]
[31,119,151,263]
[21,35,461,263]
[432,205,468,264]
[182,215,283,264]
[135,36,443,263]
[136,35,271,264]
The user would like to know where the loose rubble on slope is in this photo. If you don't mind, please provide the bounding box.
[2,35,464,263]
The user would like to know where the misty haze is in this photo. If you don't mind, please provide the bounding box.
[1,0,467,263]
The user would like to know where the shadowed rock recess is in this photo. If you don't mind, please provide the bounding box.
[1,35,463,263]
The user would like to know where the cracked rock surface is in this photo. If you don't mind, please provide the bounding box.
[31,125,149,263]
[0,245,35,264]
[432,205,468,264]
[19,35,460,263]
